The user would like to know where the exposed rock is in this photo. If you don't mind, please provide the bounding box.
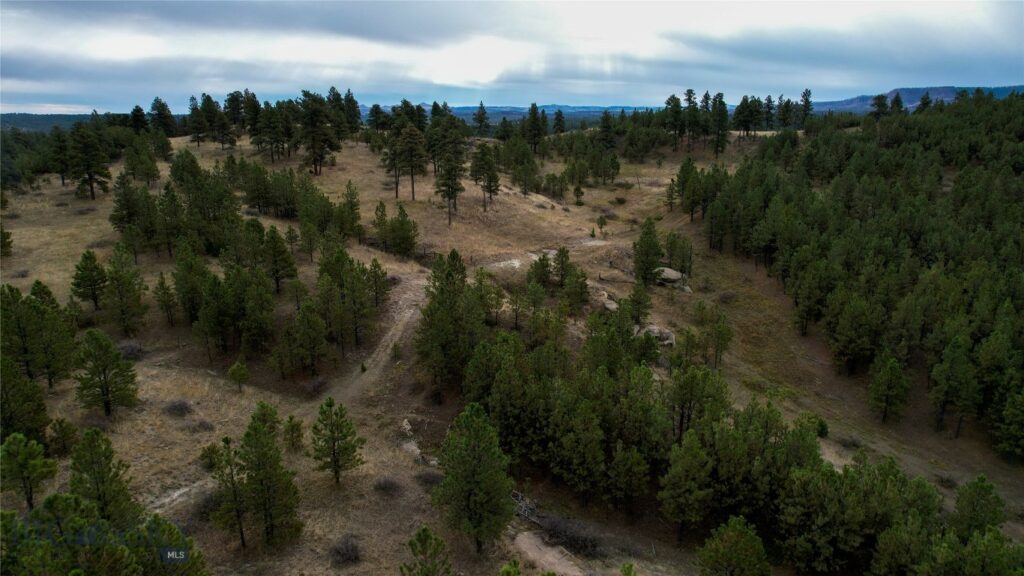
[603,299,619,312]
[636,324,676,347]
[655,267,684,284]
[682,285,693,294]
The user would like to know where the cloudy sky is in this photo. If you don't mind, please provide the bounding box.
[1,1,1021,114]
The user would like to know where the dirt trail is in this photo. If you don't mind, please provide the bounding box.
[317,273,428,409]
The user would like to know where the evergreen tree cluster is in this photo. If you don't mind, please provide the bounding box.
[696,90,1024,453]
[414,244,1020,572]
[2,428,207,574]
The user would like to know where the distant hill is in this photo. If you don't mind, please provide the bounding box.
[0,113,95,132]
[4,86,1021,131]
[814,85,1023,114]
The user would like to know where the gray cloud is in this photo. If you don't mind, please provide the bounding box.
[2,1,1021,112]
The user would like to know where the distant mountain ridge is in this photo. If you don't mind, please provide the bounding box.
[814,85,1023,113]
[3,86,1021,131]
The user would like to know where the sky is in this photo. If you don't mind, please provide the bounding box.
[1,1,1022,114]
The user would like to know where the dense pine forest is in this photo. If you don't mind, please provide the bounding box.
[1,85,1022,575]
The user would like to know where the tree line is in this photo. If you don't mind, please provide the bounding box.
[685,90,1023,456]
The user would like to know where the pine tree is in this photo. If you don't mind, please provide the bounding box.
[950,475,1005,541]
[49,125,71,186]
[239,403,301,545]
[154,272,176,326]
[434,135,466,226]
[292,298,327,374]
[399,125,428,200]
[211,436,248,548]
[2,285,42,380]
[310,397,365,484]
[799,88,813,127]
[283,415,304,453]
[69,122,112,200]
[711,93,729,158]
[32,297,77,390]
[607,441,649,509]
[373,201,389,247]
[263,225,297,293]
[930,334,977,435]
[633,217,663,286]
[1,433,56,511]
[433,403,514,553]
[103,243,148,336]
[189,95,208,147]
[697,516,771,576]
[125,513,207,575]
[628,281,652,324]
[367,258,390,308]
[659,430,713,542]
[473,101,490,136]
[1,224,11,256]
[75,328,138,417]
[70,428,141,528]
[172,243,211,323]
[228,356,249,392]
[150,96,177,137]
[71,249,108,310]
[400,526,453,576]
[0,357,49,444]
[553,109,566,134]
[389,203,419,257]
[869,353,909,423]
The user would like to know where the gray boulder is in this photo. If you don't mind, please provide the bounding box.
[655,267,684,284]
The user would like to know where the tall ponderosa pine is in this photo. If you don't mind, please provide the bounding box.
[869,353,910,423]
[75,328,138,417]
[1,432,57,511]
[103,243,148,336]
[299,90,340,175]
[71,249,108,310]
[263,225,297,293]
[0,357,49,444]
[697,516,771,576]
[399,125,428,200]
[239,402,301,545]
[211,437,248,548]
[69,122,112,200]
[309,396,365,485]
[633,217,664,286]
[659,430,713,542]
[472,101,490,136]
[433,403,514,553]
[70,428,141,529]
[49,125,71,186]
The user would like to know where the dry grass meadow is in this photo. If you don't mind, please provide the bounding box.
[1,132,1019,575]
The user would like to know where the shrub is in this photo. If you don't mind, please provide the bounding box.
[541,516,601,558]
[199,442,221,471]
[117,339,144,360]
[164,400,193,418]
[374,476,403,498]
[414,470,444,490]
[330,534,361,567]
[795,412,829,438]
[48,417,79,457]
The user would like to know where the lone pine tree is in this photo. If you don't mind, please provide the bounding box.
[433,403,514,553]
[75,328,138,417]
[310,396,365,484]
